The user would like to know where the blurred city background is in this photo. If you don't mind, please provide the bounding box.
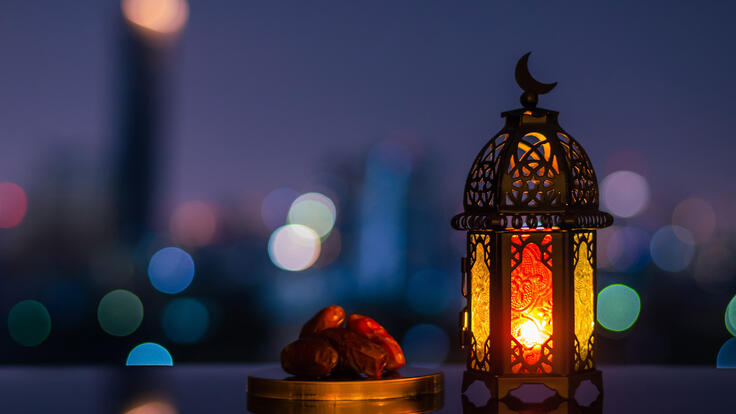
[1,0,736,367]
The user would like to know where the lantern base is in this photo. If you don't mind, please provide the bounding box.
[461,369,602,401]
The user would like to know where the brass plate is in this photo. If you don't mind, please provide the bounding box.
[248,393,443,414]
[247,366,443,402]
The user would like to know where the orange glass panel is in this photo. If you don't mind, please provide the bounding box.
[510,235,553,373]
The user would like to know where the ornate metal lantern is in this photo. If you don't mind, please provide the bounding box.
[452,53,613,399]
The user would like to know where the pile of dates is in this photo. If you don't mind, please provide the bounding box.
[281,305,405,378]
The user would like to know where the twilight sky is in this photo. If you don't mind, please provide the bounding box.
[1,1,734,211]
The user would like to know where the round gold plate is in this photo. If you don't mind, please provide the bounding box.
[247,366,443,401]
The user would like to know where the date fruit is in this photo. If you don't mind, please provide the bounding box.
[299,305,346,338]
[319,328,388,378]
[281,336,338,377]
[347,314,405,371]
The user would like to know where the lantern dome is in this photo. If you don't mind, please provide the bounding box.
[452,110,613,231]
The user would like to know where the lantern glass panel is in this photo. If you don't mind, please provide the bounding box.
[469,233,491,371]
[509,234,554,374]
[573,232,596,371]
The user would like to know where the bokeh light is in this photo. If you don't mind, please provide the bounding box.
[401,324,449,367]
[148,247,195,294]
[287,192,336,238]
[717,338,736,368]
[97,290,144,337]
[649,225,695,273]
[261,187,299,231]
[672,198,716,243]
[268,224,321,271]
[597,284,641,332]
[606,226,651,273]
[406,269,454,315]
[726,295,736,337]
[600,171,649,218]
[169,201,217,247]
[162,298,209,344]
[0,182,28,228]
[125,400,178,414]
[8,300,52,347]
[122,0,189,35]
[126,342,173,366]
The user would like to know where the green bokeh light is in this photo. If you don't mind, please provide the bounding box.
[8,300,52,346]
[97,289,144,337]
[725,295,736,336]
[597,284,641,332]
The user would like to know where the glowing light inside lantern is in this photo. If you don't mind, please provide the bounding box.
[518,319,545,348]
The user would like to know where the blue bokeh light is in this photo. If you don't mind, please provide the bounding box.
[650,225,695,273]
[148,247,195,294]
[406,269,454,315]
[401,323,449,367]
[717,338,736,368]
[126,342,174,366]
[162,298,210,344]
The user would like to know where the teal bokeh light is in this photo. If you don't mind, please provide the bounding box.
[725,295,736,337]
[8,300,52,347]
[126,342,174,366]
[162,298,210,344]
[597,284,641,332]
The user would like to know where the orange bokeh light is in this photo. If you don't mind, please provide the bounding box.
[122,0,189,35]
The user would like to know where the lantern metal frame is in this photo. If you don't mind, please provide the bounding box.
[452,53,612,401]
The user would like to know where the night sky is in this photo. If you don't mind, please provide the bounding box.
[1,0,735,210]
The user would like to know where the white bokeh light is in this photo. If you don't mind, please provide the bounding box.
[287,192,336,238]
[601,171,650,218]
[268,224,321,271]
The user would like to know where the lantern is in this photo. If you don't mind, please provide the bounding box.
[452,53,613,399]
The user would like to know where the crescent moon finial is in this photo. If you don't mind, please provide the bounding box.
[515,52,557,108]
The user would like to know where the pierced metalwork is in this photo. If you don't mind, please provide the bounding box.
[453,111,613,231]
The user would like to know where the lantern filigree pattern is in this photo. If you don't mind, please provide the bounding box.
[466,133,509,209]
[469,233,492,371]
[573,232,596,371]
[510,234,553,374]
[504,133,561,208]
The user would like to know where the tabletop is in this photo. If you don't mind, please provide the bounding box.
[1,364,734,413]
